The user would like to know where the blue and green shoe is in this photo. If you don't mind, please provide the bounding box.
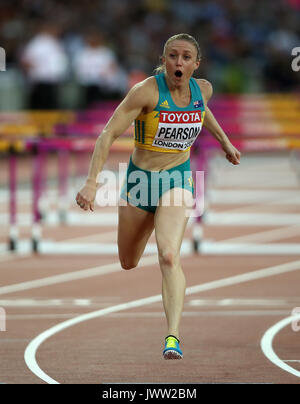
[163,335,183,359]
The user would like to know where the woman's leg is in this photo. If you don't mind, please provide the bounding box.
[154,188,193,340]
[118,204,155,270]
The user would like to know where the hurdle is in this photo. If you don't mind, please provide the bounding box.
[6,135,133,253]
[0,104,135,254]
[190,93,300,253]
[0,111,75,252]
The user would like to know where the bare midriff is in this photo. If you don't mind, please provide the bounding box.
[132,147,190,171]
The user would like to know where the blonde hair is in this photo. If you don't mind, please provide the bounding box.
[154,33,201,74]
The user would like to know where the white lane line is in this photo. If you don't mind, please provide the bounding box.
[209,190,300,205]
[0,252,31,262]
[62,230,117,243]
[188,298,290,307]
[0,238,190,255]
[0,254,158,296]
[261,314,300,379]
[6,314,85,320]
[201,242,300,255]
[0,226,120,261]
[204,212,300,226]
[0,298,122,307]
[24,258,300,384]
[105,310,291,317]
[216,173,299,187]
[5,311,292,320]
[216,225,300,245]
[212,196,300,215]
[0,299,91,307]
[0,212,119,226]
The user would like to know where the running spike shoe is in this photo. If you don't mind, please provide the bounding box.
[163,335,183,359]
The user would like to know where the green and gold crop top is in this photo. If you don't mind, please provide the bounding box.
[134,73,206,153]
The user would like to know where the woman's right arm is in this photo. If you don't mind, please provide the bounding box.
[76,79,155,211]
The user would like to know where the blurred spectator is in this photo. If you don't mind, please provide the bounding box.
[287,0,300,9]
[72,28,128,108]
[0,0,299,111]
[20,20,68,109]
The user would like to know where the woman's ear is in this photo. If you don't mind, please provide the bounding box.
[194,58,201,71]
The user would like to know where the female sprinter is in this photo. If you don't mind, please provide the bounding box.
[76,33,241,360]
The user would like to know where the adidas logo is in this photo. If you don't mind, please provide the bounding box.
[159,100,170,108]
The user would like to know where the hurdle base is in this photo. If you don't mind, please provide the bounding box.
[193,239,201,254]
[32,238,39,254]
[9,238,17,252]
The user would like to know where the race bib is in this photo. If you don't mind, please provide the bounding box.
[152,111,203,151]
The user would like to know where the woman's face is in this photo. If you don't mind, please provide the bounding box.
[163,40,200,85]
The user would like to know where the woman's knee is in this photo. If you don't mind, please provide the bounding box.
[158,248,179,270]
[119,256,139,270]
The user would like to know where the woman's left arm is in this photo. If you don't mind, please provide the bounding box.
[198,79,241,165]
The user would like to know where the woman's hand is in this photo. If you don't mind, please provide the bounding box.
[222,142,241,165]
[76,180,98,211]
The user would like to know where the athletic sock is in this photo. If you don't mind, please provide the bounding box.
[165,334,180,343]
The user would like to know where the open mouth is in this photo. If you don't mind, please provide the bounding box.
[175,70,183,77]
